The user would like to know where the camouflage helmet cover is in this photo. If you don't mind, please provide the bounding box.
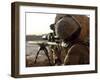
[55,15,81,41]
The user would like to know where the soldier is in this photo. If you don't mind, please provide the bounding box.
[53,14,89,65]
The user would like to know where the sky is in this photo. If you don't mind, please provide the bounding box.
[26,13,56,35]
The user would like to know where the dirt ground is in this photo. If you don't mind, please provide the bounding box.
[26,43,52,67]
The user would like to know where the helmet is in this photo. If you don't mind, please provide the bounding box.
[55,15,81,42]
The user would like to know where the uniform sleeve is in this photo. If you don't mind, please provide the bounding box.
[64,44,89,65]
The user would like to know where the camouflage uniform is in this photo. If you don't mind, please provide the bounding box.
[51,14,89,65]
